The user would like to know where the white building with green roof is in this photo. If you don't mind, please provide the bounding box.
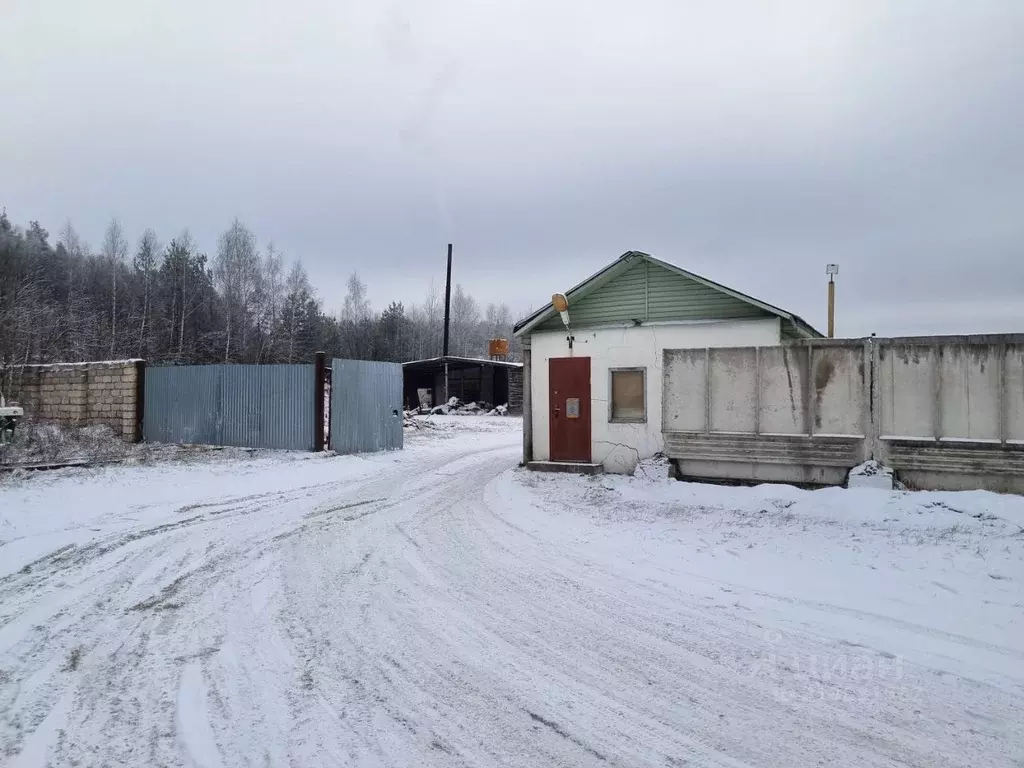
[513,250,821,473]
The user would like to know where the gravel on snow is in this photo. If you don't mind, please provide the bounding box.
[2,418,1023,767]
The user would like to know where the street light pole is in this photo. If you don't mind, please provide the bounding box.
[826,264,839,338]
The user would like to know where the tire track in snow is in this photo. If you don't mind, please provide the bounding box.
[9,419,1019,766]
[2,428,523,765]
[0,465,397,763]
[178,661,224,768]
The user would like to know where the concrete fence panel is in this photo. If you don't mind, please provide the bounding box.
[812,345,865,437]
[1006,344,1024,441]
[937,344,1000,441]
[879,343,937,439]
[758,346,810,436]
[663,334,1024,493]
[662,348,707,433]
[709,348,757,433]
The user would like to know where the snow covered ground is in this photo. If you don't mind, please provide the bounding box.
[2,416,1023,767]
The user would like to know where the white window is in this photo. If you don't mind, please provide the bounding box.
[609,367,646,422]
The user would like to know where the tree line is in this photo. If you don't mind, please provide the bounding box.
[0,210,522,368]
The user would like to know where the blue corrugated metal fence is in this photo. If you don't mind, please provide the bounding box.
[330,359,403,454]
[144,364,315,450]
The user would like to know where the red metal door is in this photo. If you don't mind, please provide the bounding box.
[549,357,591,462]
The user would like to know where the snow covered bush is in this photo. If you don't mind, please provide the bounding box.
[0,419,130,466]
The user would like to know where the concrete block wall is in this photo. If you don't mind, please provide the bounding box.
[1,360,143,440]
[508,368,524,414]
[662,335,1024,493]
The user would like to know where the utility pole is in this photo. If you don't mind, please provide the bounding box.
[443,243,453,403]
[826,263,839,338]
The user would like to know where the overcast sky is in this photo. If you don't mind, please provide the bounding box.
[2,1,1022,336]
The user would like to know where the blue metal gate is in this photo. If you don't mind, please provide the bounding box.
[330,359,403,454]
[144,364,315,450]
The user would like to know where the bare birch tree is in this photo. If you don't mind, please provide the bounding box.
[134,228,160,357]
[449,284,480,357]
[214,219,259,362]
[257,243,284,361]
[101,218,128,357]
[283,260,313,363]
[341,272,371,323]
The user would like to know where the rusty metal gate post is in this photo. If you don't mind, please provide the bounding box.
[134,360,146,443]
[313,352,326,452]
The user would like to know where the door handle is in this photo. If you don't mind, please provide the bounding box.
[553,407,561,417]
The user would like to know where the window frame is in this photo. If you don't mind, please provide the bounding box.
[608,366,647,424]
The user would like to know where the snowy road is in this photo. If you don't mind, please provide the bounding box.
[2,417,1023,767]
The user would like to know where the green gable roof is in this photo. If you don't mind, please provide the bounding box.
[513,251,822,339]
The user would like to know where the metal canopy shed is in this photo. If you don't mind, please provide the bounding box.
[402,356,522,410]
